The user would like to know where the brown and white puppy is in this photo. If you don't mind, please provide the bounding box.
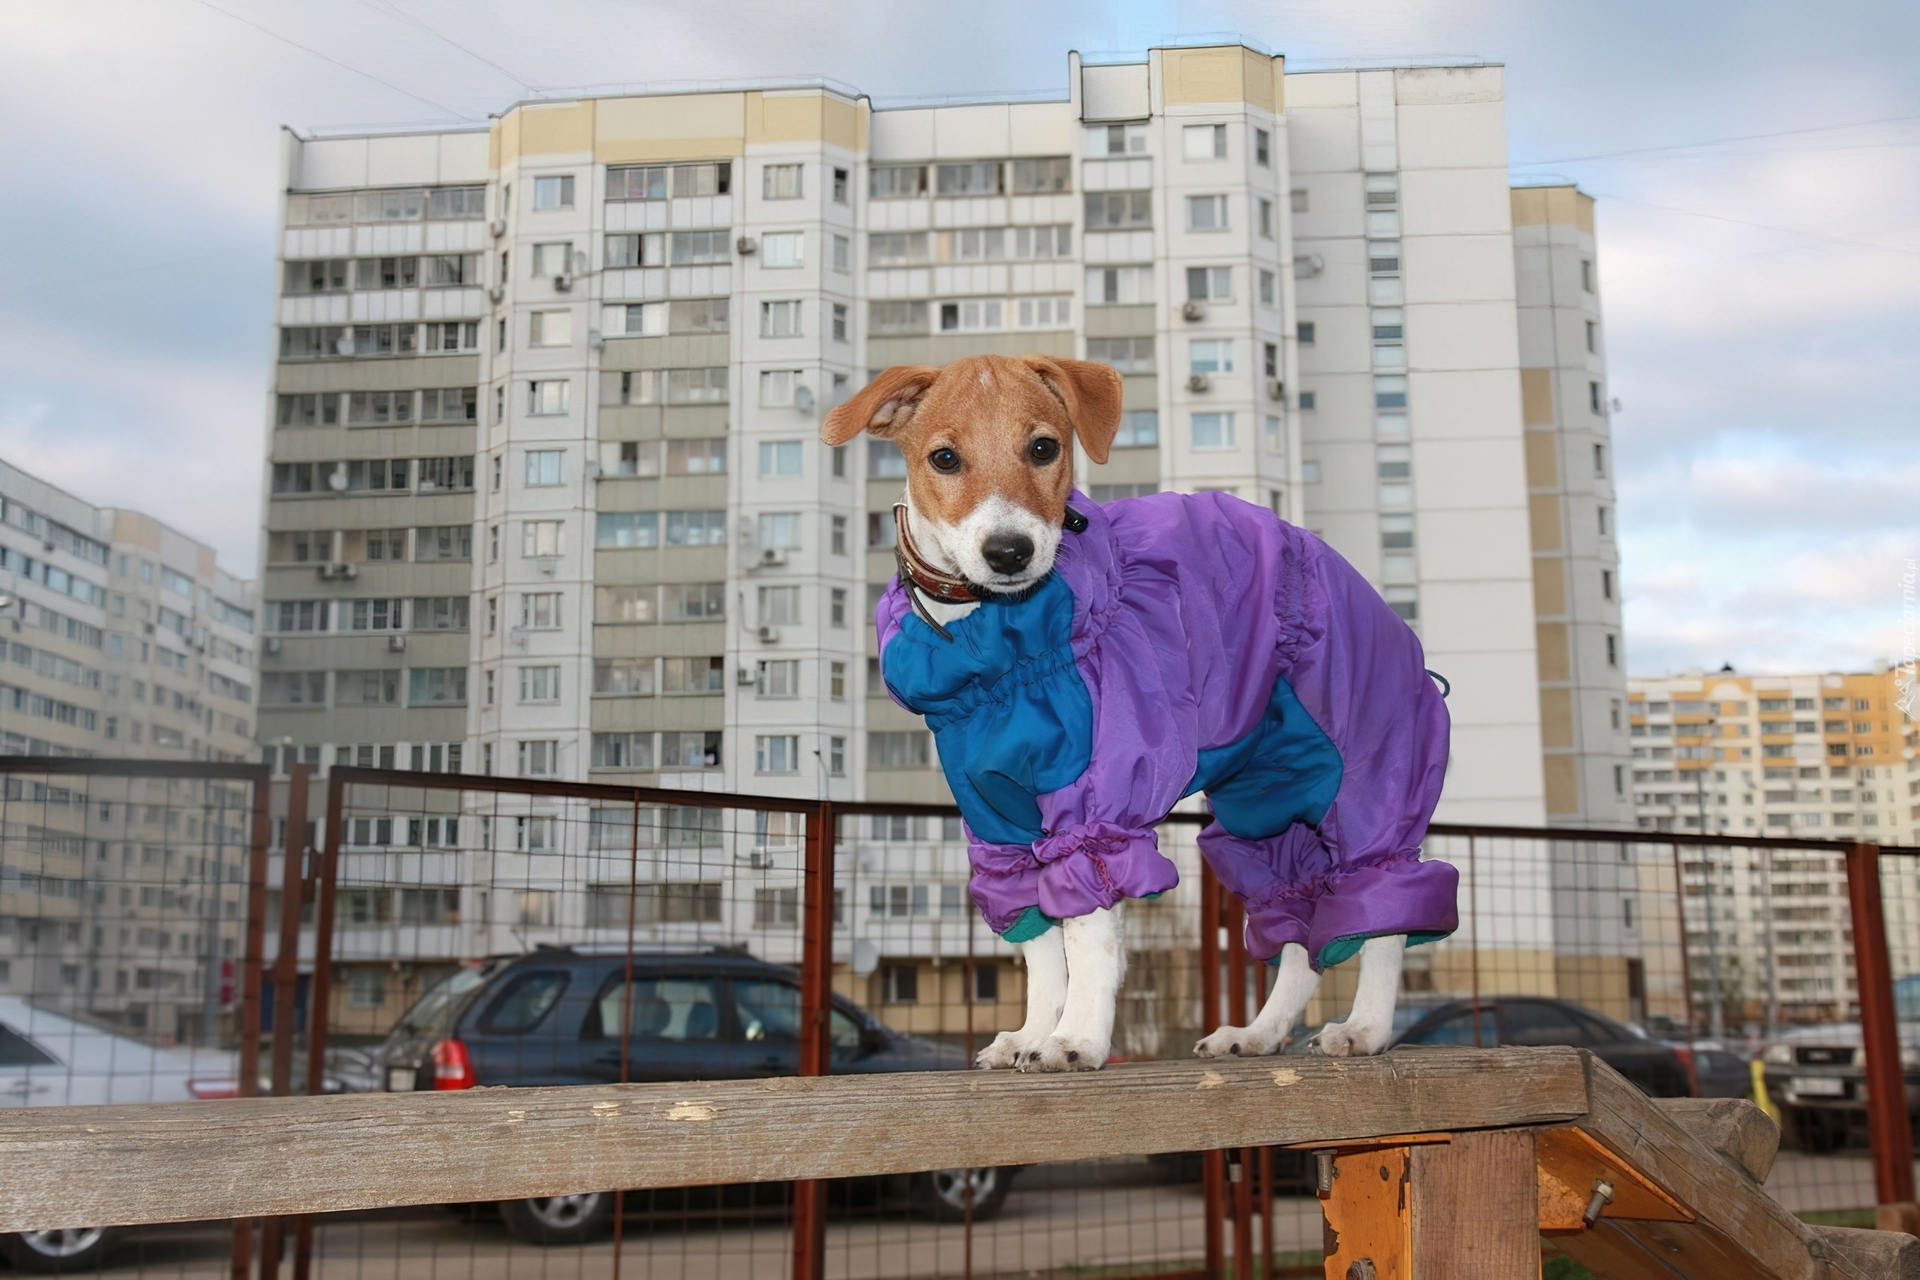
[824,356,1407,1071]
[822,355,1123,598]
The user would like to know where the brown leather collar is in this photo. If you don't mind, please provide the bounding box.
[892,503,979,603]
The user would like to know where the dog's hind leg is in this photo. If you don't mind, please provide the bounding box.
[1193,941,1318,1058]
[1028,905,1124,1072]
[1316,934,1405,1057]
[976,925,1067,1069]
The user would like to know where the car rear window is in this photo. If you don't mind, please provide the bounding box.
[1402,1006,1496,1046]
[1499,1001,1591,1047]
[390,962,499,1038]
[0,1024,58,1067]
[477,972,569,1034]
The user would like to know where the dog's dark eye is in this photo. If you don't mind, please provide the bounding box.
[929,447,961,474]
[1028,437,1061,465]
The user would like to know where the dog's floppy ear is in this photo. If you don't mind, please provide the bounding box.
[821,365,940,446]
[1018,357,1124,465]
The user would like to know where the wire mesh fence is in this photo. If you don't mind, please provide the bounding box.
[3,756,1918,1278]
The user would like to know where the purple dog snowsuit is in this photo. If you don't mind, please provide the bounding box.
[877,491,1456,968]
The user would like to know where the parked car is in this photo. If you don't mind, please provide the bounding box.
[355,946,1013,1241]
[0,997,237,1272]
[1391,997,1695,1098]
[1760,1021,1920,1153]
[1664,1039,1753,1100]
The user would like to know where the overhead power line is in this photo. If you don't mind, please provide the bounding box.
[1512,113,1920,167]
[191,0,472,120]
[359,0,535,95]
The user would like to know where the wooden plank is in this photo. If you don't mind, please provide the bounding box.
[0,1048,1589,1233]
[1320,1145,1411,1280]
[1536,1125,1691,1229]
[1652,1097,1779,1184]
[1409,1129,1538,1278]
[1557,1058,1824,1280]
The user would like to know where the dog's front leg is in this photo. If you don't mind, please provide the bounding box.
[1194,941,1319,1057]
[1317,934,1406,1057]
[975,926,1067,1069]
[1029,906,1124,1072]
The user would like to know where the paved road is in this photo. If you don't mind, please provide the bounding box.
[49,1150,1893,1280]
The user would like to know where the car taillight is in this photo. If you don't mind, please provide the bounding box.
[186,1078,238,1100]
[1670,1046,1700,1096]
[431,1038,476,1090]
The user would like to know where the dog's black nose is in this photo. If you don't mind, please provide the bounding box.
[981,533,1034,575]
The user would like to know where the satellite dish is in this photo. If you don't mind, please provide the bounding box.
[327,466,348,492]
[794,385,815,413]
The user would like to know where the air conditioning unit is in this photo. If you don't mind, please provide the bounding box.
[262,637,281,656]
[489,218,507,238]
[1186,373,1210,393]
[534,556,559,578]
[736,236,758,255]
[756,625,781,644]
[386,635,407,653]
[553,273,573,292]
[336,562,358,580]
[757,548,788,568]
[487,285,505,304]
[1181,300,1205,322]
[1293,253,1325,280]
[316,563,336,580]
[1266,378,1285,401]
[737,665,757,687]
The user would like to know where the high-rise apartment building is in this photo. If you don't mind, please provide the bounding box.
[0,458,258,1041]
[259,44,1635,1024]
[1629,667,1919,1022]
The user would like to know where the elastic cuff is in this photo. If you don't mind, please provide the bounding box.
[1033,822,1180,920]
[1305,856,1459,972]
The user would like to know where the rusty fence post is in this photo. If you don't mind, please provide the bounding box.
[1845,841,1918,1232]
[791,800,836,1280]
[1198,863,1225,1280]
[258,763,309,1278]
[229,772,274,1280]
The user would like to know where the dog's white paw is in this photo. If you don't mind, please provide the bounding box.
[1193,1024,1283,1058]
[976,1030,1043,1070]
[1023,1033,1109,1072]
[1316,1018,1389,1058]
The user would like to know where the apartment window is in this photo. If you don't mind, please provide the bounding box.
[1186,266,1232,302]
[529,310,572,347]
[531,242,572,277]
[760,369,804,406]
[758,513,801,550]
[1601,568,1615,601]
[1581,259,1594,292]
[1092,122,1149,155]
[1191,412,1236,450]
[262,672,328,705]
[514,666,561,704]
[758,440,804,477]
[867,511,897,550]
[662,657,724,693]
[1375,375,1408,410]
[1114,411,1158,448]
[591,733,653,770]
[521,592,562,629]
[1606,634,1619,667]
[1383,587,1418,621]
[755,735,801,774]
[661,583,725,620]
[1084,190,1152,228]
[831,302,848,342]
[831,445,848,478]
[1593,444,1608,477]
[832,167,848,203]
[761,233,803,268]
[494,385,505,423]
[1368,241,1401,274]
[938,299,1003,332]
[830,588,848,627]
[1015,296,1072,329]
[349,390,413,427]
[763,163,803,200]
[870,730,931,769]
[1258,198,1274,240]
[665,511,727,546]
[1190,340,1233,376]
[528,380,570,415]
[532,175,574,211]
[831,516,848,555]
[1291,187,1309,213]
[868,300,931,337]
[521,520,563,557]
[1088,265,1155,305]
[870,164,928,198]
[517,740,559,777]
[880,964,918,1004]
[827,735,846,775]
[1586,320,1598,353]
[593,659,655,696]
[832,234,850,272]
[1183,123,1228,160]
[666,438,727,475]
[757,660,800,698]
[669,230,729,264]
[409,667,467,706]
[758,585,801,627]
[607,165,668,201]
[524,449,564,487]
[1086,336,1153,373]
[1590,381,1604,414]
[1187,195,1229,230]
[761,300,802,338]
[936,161,1002,196]
[1254,127,1270,166]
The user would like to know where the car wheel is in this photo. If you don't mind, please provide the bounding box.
[1,1228,117,1273]
[499,1192,615,1245]
[909,1168,1012,1222]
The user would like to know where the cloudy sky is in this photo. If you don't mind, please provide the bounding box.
[2,0,1914,676]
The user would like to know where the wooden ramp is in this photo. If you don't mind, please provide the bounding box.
[0,1047,1912,1278]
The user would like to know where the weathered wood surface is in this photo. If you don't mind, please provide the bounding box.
[0,1048,1587,1232]
[1653,1096,1780,1183]
[1559,1064,1827,1280]
[1804,1225,1920,1279]
[1410,1130,1539,1279]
